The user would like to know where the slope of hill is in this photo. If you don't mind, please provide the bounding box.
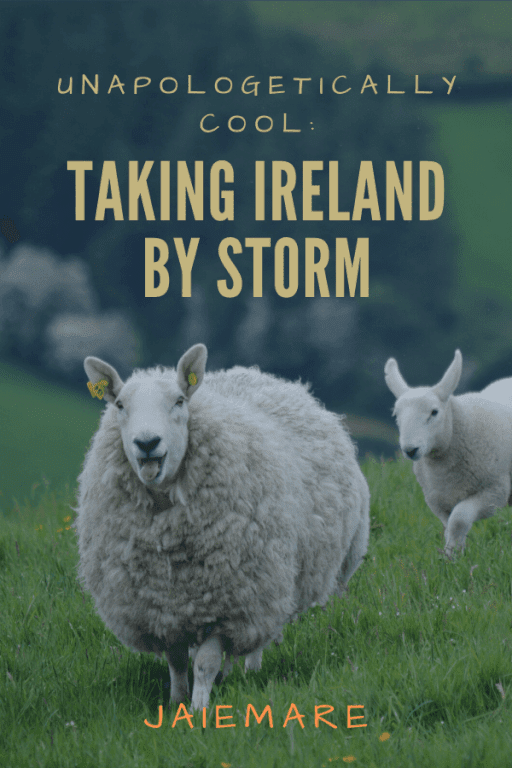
[0,361,101,509]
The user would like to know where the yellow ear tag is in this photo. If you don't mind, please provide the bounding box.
[188,371,198,387]
[87,379,108,400]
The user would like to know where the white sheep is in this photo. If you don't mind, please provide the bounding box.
[479,377,512,408]
[384,349,512,556]
[77,343,370,711]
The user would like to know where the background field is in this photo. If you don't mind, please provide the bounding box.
[250,1,512,72]
[1,458,511,768]
[0,360,100,510]
[426,101,512,371]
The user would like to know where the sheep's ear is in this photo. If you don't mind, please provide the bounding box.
[177,343,208,397]
[433,349,462,401]
[384,358,409,398]
[84,356,124,404]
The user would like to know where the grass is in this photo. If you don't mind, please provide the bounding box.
[1,457,512,767]
[249,0,512,40]
[426,101,512,306]
[418,99,512,373]
[0,360,101,509]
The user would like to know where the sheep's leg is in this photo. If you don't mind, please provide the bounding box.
[424,502,451,549]
[338,516,369,592]
[429,506,450,528]
[165,642,190,704]
[191,635,223,711]
[444,485,508,556]
[189,645,198,664]
[222,653,239,679]
[422,492,452,531]
[244,647,263,672]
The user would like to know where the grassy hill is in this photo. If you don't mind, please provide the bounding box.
[427,101,512,303]
[249,1,512,73]
[0,361,101,510]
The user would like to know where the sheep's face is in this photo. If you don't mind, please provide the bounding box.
[384,350,462,462]
[84,343,208,489]
[115,376,190,486]
[392,389,451,461]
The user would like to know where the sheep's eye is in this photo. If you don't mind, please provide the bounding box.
[430,409,438,417]
[116,400,124,411]
[176,397,185,407]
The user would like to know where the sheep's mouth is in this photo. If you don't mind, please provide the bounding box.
[138,453,167,468]
[138,452,167,482]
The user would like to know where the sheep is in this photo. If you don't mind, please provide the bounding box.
[479,377,512,408]
[76,343,370,711]
[384,349,512,556]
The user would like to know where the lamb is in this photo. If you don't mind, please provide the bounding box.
[76,343,370,711]
[384,349,512,556]
[479,377,512,408]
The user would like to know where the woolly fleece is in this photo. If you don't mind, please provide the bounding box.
[76,361,370,669]
[385,350,512,554]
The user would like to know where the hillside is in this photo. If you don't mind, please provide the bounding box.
[249,1,512,73]
[0,361,100,509]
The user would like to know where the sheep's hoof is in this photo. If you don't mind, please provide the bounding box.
[442,540,466,560]
[191,687,210,712]
[168,691,190,709]
[168,695,190,710]
[441,545,465,560]
[220,655,237,681]
[245,649,263,672]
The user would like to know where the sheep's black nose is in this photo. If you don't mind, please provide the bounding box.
[405,447,419,459]
[135,437,161,455]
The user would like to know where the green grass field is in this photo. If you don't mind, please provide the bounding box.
[249,0,512,43]
[0,360,101,510]
[1,457,511,768]
[419,99,512,372]
[249,1,512,73]
[426,102,512,306]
